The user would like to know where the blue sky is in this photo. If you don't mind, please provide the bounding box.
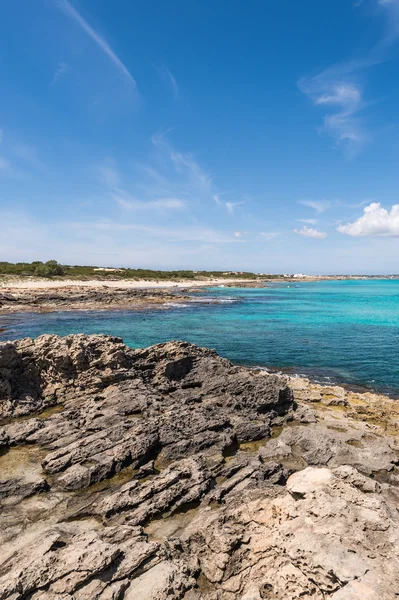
[1,0,399,273]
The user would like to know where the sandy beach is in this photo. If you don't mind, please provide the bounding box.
[0,276,259,290]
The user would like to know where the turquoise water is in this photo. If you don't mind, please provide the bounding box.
[1,279,399,395]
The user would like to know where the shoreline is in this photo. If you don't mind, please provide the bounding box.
[0,276,263,290]
[1,273,398,291]
[1,279,398,401]
[0,285,195,316]
[1,310,397,400]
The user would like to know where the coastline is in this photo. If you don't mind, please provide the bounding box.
[0,285,194,316]
[1,273,398,292]
[1,280,399,400]
[0,276,264,290]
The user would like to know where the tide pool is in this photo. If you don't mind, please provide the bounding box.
[2,279,399,395]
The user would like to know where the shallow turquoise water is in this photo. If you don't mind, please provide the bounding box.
[2,279,399,395]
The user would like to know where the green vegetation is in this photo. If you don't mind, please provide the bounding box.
[34,260,65,277]
[0,261,280,280]
[0,260,64,277]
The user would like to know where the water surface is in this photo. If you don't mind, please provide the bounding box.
[1,279,399,395]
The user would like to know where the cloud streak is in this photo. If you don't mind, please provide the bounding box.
[50,61,69,86]
[213,193,242,214]
[157,64,179,97]
[300,200,331,214]
[113,190,185,211]
[56,0,137,88]
[297,218,317,224]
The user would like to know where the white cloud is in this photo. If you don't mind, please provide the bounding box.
[50,61,69,86]
[297,218,317,224]
[294,226,327,239]
[233,231,247,238]
[299,200,331,214]
[56,0,137,88]
[338,202,399,236]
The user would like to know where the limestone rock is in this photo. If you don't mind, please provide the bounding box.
[1,334,399,599]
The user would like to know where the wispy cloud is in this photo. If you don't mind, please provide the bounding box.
[299,0,399,156]
[338,202,399,236]
[152,131,212,191]
[294,225,327,239]
[300,200,331,214]
[97,157,186,212]
[0,211,242,268]
[56,0,137,88]
[72,219,241,244]
[113,189,185,211]
[233,231,247,238]
[299,77,366,157]
[50,61,69,86]
[260,232,280,240]
[226,201,243,214]
[157,64,179,97]
[297,218,317,224]
[213,192,242,214]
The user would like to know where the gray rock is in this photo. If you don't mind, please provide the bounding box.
[1,334,399,599]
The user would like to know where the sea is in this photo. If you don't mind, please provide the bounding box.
[1,279,399,396]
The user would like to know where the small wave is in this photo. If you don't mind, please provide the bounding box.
[163,302,189,308]
[189,296,237,304]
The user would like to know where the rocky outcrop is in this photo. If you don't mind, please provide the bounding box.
[0,286,190,315]
[0,335,399,599]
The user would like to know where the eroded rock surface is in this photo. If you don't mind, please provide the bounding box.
[0,334,399,599]
[0,286,190,315]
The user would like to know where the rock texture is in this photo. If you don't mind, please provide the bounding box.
[0,287,191,315]
[0,335,399,599]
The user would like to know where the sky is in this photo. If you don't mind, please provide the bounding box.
[1,0,399,274]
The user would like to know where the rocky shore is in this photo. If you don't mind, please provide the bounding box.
[1,334,399,599]
[0,286,192,315]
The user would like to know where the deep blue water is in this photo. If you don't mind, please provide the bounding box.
[1,279,399,395]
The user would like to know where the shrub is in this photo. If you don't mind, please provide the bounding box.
[34,260,64,277]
